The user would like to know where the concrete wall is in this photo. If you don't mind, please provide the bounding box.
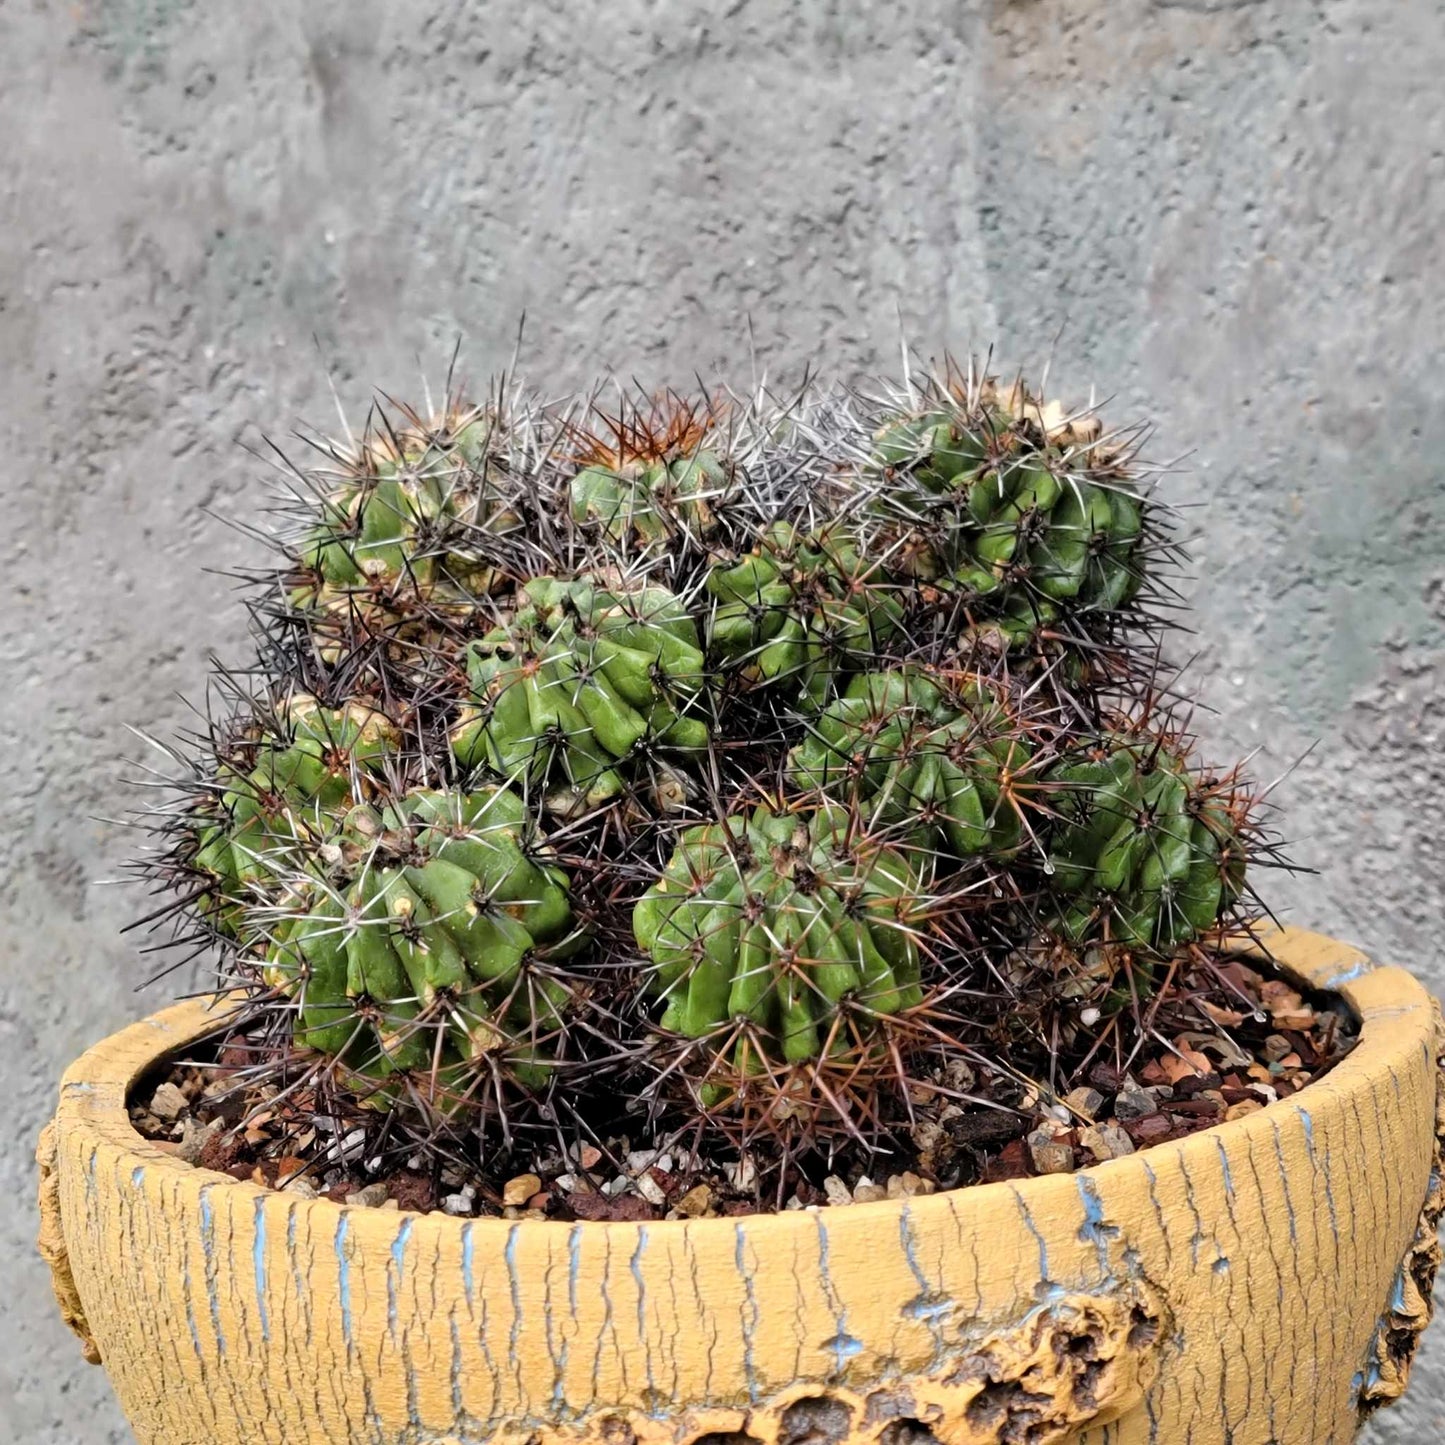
[3,1,1441,1438]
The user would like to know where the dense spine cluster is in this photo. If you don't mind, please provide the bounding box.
[449,575,710,817]
[143,359,1270,1175]
[633,803,928,1108]
[283,402,531,662]
[705,521,904,704]
[861,372,1153,652]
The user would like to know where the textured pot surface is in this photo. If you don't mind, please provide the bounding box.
[38,928,1445,1445]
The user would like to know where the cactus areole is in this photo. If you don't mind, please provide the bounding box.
[37,356,1445,1443]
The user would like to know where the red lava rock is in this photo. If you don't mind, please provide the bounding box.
[215,1044,254,1075]
[387,1172,436,1213]
[1089,1062,1126,1093]
[1162,1098,1224,1118]
[197,1129,249,1175]
[568,1190,656,1223]
[1125,1115,1175,1144]
[980,1139,1031,1183]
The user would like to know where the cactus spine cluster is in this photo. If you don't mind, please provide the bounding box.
[285,403,528,659]
[449,574,710,817]
[866,374,1149,648]
[147,360,1266,1176]
[706,522,904,704]
[634,803,927,1089]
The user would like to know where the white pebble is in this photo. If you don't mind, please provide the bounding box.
[635,1174,667,1206]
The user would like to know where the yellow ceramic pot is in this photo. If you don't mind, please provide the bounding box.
[38,928,1444,1445]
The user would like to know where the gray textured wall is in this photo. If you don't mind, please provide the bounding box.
[3,1,1442,1439]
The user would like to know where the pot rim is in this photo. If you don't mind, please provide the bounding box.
[53,925,1432,1240]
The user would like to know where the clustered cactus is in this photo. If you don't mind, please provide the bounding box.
[143,358,1266,1182]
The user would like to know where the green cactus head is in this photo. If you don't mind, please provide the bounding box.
[187,687,588,1120]
[449,572,712,817]
[191,693,400,932]
[568,397,731,549]
[287,402,529,659]
[632,801,932,1118]
[259,784,585,1107]
[705,520,905,706]
[865,374,1150,649]
[788,666,1048,858]
[1043,729,1250,953]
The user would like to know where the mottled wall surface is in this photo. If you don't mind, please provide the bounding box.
[1,1,1440,1440]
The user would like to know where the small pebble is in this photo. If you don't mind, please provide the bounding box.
[578,1144,603,1170]
[675,1185,713,1217]
[1262,1034,1293,1063]
[177,1116,222,1165]
[885,1171,931,1199]
[1027,1127,1077,1176]
[274,1156,307,1185]
[823,1175,852,1207]
[441,1193,474,1216]
[1225,1100,1263,1121]
[1080,1122,1135,1162]
[635,1173,667,1207]
[1130,1114,1174,1142]
[725,1157,758,1192]
[1114,1083,1157,1122]
[1272,1010,1316,1031]
[503,1173,542,1208]
[351,1183,389,1209]
[335,1129,367,1163]
[852,1183,888,1203]
[1063,1086,1105,1121]
[149,1083,189,1122]
[284,1176,318,1199]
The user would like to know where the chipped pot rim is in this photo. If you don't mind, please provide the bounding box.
[53,926,1433,1247]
